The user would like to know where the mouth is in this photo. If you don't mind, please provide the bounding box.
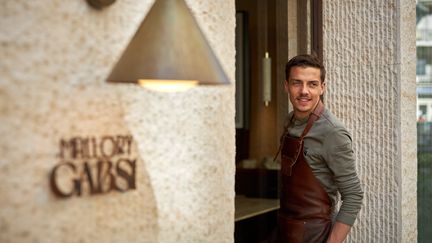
[295,97,313,107]
[296,97,311,103]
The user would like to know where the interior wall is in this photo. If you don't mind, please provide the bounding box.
[0,0,236,242]
[275,0,289,140]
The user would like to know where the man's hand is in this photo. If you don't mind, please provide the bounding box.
[326,221,351,243]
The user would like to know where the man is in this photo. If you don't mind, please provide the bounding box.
[276,54,363,242]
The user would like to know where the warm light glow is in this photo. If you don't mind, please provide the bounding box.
[138,80,198,92]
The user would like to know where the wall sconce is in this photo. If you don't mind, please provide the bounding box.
[88,0,230,92]
[261,1,271,106]
[262,52,271,106]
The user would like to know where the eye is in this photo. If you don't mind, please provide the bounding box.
[291,80,302,86]
[309,82,319,87]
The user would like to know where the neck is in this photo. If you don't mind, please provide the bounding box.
[293,111,310,120]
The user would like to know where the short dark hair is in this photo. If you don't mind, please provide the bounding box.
[285,54,325,82]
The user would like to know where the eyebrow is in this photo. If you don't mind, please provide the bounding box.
[289,79,320,83]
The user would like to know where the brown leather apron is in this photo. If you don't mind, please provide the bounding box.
[277,101,332,243]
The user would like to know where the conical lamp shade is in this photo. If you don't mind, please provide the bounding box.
[107,0,230,86]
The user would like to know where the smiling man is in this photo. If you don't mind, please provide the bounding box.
[275,54,363,243]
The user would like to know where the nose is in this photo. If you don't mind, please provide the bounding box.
[300,83,309,94]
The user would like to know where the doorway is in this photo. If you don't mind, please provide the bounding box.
[234,0,322,242]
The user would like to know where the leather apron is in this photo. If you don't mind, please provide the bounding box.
[277,101,332,243]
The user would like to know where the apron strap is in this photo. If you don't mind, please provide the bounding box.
[300,101,325,139]
[273,101,325,161]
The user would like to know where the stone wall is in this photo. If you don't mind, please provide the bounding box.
[0,0,236,242]
[323,0,417,242]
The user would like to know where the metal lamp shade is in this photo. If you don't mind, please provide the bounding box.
[107,0,230,86]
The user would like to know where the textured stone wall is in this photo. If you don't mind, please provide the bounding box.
[0,0,235,242]
[323,0,416,242]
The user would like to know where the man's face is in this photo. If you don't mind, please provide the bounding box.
[285,66,326,119]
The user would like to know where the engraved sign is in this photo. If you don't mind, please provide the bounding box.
[50,135,137,198]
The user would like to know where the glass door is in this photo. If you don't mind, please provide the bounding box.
[416,1,432,242]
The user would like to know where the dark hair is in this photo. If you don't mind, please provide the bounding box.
[285,54,325,82]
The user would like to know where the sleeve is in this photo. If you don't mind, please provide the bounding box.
[323,127,364,226]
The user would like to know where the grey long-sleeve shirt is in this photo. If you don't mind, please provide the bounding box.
[285,108,364,226]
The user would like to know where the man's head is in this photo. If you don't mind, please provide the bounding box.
[284,54,326,119]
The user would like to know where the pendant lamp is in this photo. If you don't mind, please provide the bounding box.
[100,0,230,91]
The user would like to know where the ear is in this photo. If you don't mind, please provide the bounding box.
[320,82,326,95]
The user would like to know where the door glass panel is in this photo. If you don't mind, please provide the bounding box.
[417,1,432,242]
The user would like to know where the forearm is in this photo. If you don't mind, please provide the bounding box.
[326,221,351,243]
